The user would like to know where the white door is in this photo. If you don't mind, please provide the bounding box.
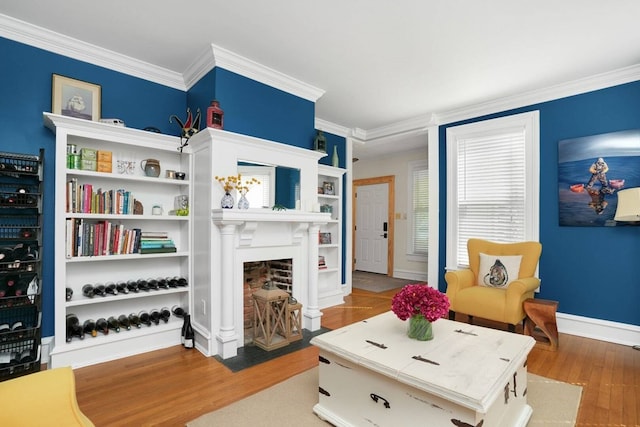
[355,183,389,274]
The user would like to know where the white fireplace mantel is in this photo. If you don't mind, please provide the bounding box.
[189,128,334,360]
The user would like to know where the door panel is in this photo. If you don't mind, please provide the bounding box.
[355,183,389,274]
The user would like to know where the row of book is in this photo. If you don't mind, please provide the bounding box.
[65,219,176,258]
[66,179,136,215]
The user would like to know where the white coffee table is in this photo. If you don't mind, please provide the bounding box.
[311,311,535,427]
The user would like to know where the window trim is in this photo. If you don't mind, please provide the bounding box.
[407,159,428,262]
[445,111,540,270]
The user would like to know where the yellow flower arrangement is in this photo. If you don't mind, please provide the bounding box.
[215,174,260,194]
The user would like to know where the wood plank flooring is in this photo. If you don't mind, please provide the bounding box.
[73,287,640,427]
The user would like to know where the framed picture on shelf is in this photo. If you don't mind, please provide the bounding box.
[319,232,332,244]
[323,181,335,195]
[52,74,101,121]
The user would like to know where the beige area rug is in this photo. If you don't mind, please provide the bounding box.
[352,271,422,293]
[187,368,582,427]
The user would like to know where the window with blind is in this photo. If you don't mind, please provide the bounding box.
[445,111,539,268]
[238,165,275,208]
[408,160,428,259]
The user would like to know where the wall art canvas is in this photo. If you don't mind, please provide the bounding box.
[558,129,640,226]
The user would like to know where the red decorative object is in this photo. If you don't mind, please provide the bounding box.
[207,100,224,129]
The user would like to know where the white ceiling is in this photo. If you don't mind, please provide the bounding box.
[2,1,640,159]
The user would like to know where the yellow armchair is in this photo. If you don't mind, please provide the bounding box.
[0,367,94,426]
[445,238,542,331]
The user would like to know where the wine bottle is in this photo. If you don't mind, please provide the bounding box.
[65,287,73,301]
[126,280,139,293]
[105,282,118,296]
[116,281,129,294]
[107,316,121,333]
[137,278,149,292]
[139,310,151,326]
[0,322,10,335]
[157,277,169,289]
[149,308,161,325]
[5,275,17,296]
[118,314,132,331]
[96,318,109,335]
[94,283,106,297]
[128,313,142,328]
[160,307,171,323]
[0,280,8,298]
[66,314,84,342]
[183,314,194,349]
[171,305,186,318]
[82,284,95,298]
[83,319,97,337]
[18,349,33,364]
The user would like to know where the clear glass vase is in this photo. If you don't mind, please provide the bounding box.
[408,315,433,341]
[221,192,234,209]
[238,193,249,209]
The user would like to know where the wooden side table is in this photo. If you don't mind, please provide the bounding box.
[523,298,559,351]
[252,288,289,351]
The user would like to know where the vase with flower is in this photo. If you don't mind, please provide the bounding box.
[236,176,260,209]
[391,284,450,341]
[215,174,261,209]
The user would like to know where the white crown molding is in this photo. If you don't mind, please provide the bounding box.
[436,64,640,126]
[0,13,185,90]
[314,118,349,138]
[183,43,325,102]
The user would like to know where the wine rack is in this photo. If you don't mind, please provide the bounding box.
[0,149,43,381]
[45,113,192,369]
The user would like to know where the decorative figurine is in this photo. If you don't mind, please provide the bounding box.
[169,108,201,152]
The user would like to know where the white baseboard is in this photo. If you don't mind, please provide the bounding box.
[557,312,640,347]
[392,268,427,282]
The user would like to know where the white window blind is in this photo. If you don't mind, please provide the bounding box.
[238,166,275,208]
[410,161,428,256]
[446,111,539,269]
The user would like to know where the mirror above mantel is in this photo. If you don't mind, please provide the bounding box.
[237,160,300,209]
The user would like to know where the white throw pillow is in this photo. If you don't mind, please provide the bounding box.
[477,253,522,288]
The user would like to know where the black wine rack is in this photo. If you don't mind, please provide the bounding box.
[0,150,43,381]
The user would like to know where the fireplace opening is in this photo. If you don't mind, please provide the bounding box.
[243,258,293,344]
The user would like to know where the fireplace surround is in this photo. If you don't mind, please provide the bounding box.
[188,128,334,359]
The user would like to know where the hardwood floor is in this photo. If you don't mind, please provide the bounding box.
[73,287,640,427]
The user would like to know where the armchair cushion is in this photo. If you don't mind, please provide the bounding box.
[477,253,522,288]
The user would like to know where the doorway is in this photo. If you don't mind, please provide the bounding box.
[353,176,395,276]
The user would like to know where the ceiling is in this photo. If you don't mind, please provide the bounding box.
[2,1,640,159]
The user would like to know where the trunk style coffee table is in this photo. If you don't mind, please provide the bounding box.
[311,311,535,427]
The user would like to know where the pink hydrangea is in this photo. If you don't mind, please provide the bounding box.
[391,284,450,322]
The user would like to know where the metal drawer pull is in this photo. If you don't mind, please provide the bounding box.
[369,393,390,408]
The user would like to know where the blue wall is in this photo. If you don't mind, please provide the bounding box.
[438,81,640,327]
[187,68,318,148]
[1,36,347,337]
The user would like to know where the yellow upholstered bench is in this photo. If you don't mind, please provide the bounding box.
[0,366,94,426]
